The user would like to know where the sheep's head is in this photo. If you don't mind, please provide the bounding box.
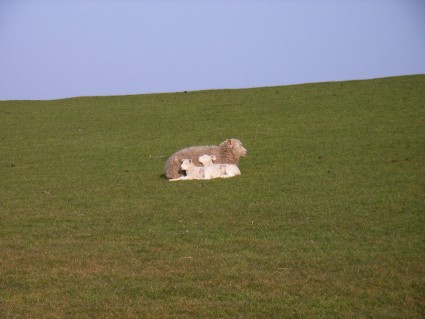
[180,159,193,170]
[224,139,248,157]
[198,154,215,166]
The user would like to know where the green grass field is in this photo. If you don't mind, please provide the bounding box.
[1,75,424,318]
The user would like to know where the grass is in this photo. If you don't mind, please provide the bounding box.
[1,75,424,318]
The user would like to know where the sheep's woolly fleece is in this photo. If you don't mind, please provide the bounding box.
[163,138,247,179]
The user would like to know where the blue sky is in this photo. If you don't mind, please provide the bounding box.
[0,0,424,100]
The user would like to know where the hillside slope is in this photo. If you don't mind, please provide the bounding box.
[1,75,424,318]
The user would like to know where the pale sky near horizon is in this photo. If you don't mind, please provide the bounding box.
[0,0,424,100]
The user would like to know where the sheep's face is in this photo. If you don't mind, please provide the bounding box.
[226,139,248,157]
[198,154,215,166]
[180,159,192,170]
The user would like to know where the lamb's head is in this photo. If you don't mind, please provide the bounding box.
[198,154,217,166]
[222,139,248,157]
[180,158,194,170]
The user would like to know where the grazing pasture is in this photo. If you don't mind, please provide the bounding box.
[1,75,424,318]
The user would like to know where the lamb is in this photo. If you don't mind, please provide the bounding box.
[164,138,247,180]
[198,154,241,178]
[169,159,205,181]
[199,158,225,179]
[169,158,224,181]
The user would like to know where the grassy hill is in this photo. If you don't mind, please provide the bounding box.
[1,75,424,318]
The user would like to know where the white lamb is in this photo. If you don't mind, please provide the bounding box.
[201,161,225,179]
[169,158,223,181]
[198,154,241,178]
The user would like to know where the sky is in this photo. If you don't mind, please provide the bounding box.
[0,0,424,101]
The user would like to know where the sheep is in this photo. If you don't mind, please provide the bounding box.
[169,159,204,181]
[164,138,247,179]
[201,160,226,179]
[198,154,241,178]
[169,158,224,181]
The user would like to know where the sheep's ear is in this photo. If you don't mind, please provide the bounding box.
[212,155,217,160]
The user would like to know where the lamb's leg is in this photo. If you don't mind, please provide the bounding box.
[218,164,231,178]
[224,170,236,177]
[169,176,187,181]
[198,167,206,179]
[220,167,237,178]
[203,170,212,179]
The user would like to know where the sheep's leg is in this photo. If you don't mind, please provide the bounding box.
[218,164,230,178]
[198,167,207,179]
[225,172,236,177]
[203,170,212,179]
[169,176,187,181]
[220,167,238,178]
